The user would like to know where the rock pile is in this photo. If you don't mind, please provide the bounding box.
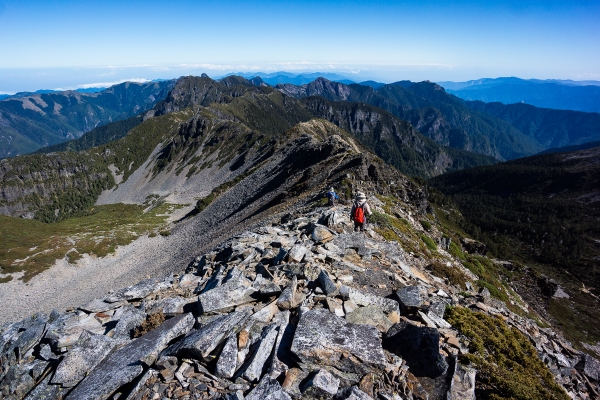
[1,206,598,399]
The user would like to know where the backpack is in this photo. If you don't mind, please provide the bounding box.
[353,203,365,223]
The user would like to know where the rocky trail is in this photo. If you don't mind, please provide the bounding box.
[1,204,598,400]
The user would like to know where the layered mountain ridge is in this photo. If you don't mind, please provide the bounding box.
[0,80,176,157]
[0,75,494,224]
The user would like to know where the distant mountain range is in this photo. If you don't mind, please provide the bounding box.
[0,80,175,157]
[227,71,356,86]
[5,74,600,164]
[0,87,107,101]
[438,77,600,113]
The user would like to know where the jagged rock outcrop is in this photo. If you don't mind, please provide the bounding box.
[0,202,596,399]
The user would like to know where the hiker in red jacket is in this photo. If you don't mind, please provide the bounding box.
[350,192,372,232]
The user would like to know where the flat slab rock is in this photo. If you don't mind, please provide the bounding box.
[169,311,249,360]
[65,313,194,400]
[104,278,161,303]
[345,305,393,333]
[198,277,257,314]
[290,308,387,374]
[51,331,115,388]
[78,298,126,313]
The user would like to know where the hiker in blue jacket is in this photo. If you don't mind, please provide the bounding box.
[326,187,339,206]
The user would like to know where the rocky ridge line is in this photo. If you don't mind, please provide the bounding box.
[1,203,598,400]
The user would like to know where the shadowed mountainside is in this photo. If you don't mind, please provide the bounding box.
[466,100,600,149]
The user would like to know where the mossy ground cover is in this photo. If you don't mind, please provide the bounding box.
[446,307,569,400]
[0,202,182,282]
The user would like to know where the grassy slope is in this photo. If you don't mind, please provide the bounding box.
[0,202,182,282]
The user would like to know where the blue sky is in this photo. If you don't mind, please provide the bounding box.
[0,0,598,93]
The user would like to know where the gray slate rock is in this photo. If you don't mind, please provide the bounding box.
[215,335,238,379]
[345,305,393,332]
[104,278,160,303]
[65,313,194,400]
[318,270,339,297]
[243,324,279,382]
[287,244,308,263]
[259,281,282,297]
[269,311,291,378]
[2,362,36,398]
[23,374,65,400]
[383,321,448,378]
[429,301,447,319]
[277,276,298,310]
[312,224,335,243]
[45,313,91,349]
[301,369,340,399]
[52,331,115,387]
[169,311,249,360]
[142,296,192,317]
[576,353,600,381]
[395,286,423,310]
[112,306,147,340]
[78,298,125,313]
[11,319,46,362]
[198,276,257,314]
[123,369,159,400]
[338,386,374,400]
[479,287,491,303]
[291,308,387,375]
[447,358,476,400]
[246,375,291,400]
[340,286,399,315]
[39,343,60,361]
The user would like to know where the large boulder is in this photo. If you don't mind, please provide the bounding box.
[576,353,600,381]
[198,275,257,314]
[395,286,424,311]
[291,308,387,376]
[383,321,448,378]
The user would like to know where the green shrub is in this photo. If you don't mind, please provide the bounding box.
[449,241,466,260]
[420,220,432,231]
[368,211,390,227]
[420,234,437,251]
[446,307,569,400]
[427,261,468,289]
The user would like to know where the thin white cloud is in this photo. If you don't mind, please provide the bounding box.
[78,78,151,89]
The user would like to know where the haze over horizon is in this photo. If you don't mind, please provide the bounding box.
[0,0,598,93]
